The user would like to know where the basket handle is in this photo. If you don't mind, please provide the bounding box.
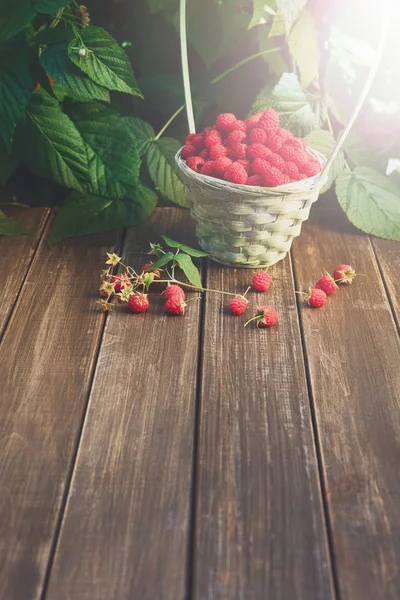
[179,0,390,178]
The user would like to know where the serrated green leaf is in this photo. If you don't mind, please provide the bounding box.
[51,184,155,244]
[40,29,111,102]
[65,102,140,198]
[288,9,320,89]
[269,11,285,37]
[145,252,174,271]
[68,26,142,97]
[15,89,89,191]
[0,34,34,149]
[146,138,187,207]
[161,235,208,257]
[335,167,400,241]
[0,210,30,236]
[124,116,155,157]
[174,253,203,289]
[276,0,307,32]
[0,1,35,42]
[305,129,345,192]
[248,1,275,29]
[250,72,319,136]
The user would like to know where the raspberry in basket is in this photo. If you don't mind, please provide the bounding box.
[229,119,247,133]
[204,129,222,148]
[185,133,204,151]
[276,127,293,141]
[246,174,263,186]
[262,166,287,187]
[223,162,248,184]
[202,161,216,177]
[186,156,206,173]
[245,112,262,130]
[247,144,272,161]
[235,159,251,173]
[266,133,284,153]
[258,108,279,133]
[249,127,267,145]
[279,144,306,167]
[214,156,232,176]
[230,143,248,160]
[181,144,197,160]
[267,153,285,172]
[283,161,299,178]
[302,160,321,177]
[215,113,237,135]
[209,144,228,160]
[251,157,273,177]
[227,130,247,146]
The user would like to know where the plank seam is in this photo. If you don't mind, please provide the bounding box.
[370,237,400,337]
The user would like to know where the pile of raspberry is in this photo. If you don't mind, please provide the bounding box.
[181,109,321,187]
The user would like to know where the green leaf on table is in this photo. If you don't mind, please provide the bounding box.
[68,26,142,97]
[161,235,208,257]
[51,184,156,244]
[15,89,89,191]
[269,11,286,37]
[335,167,400,241]
[174,253,203,289]
[144,252,174,271]
[250,72,319,136]
[124,116,155,157]
[305,129,345,192]
[0,210,30,236]
[66,101,140,198]
[288,9,320,89]
[0,34,34,149]
[248,1,275,29]
[276,0,307,33]
[146,137,187,207]
[0,2,35,42]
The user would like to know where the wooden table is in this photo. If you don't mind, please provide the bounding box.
[1,198,400,600]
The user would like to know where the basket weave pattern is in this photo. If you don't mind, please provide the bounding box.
[176,149,326,267]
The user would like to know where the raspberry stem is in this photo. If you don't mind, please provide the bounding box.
[157,279,238,297]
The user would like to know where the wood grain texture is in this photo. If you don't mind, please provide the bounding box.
[46,209,201,600]
[0,222,120,600]
[291,198,400,600]
[0,207,49,337]
[372,238,400,332]
[193,257,333,599]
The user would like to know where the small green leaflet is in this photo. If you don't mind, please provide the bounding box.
[146,138,187,207]
[335,167,400,241]
[161,235,208,257]
[269,11,285,37]
[288,9,320,90]
[174,253,203,289]
[124,116,155,157]
[68,26,142,97]
[0,34,34,149]
[305,129,345,193]
[0,210,30,236]
[248,1,275,29]
[276,0,307,33]
[144,252,174,271]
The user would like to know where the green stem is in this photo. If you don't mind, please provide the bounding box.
[157,279,237,297]
[154,105,185,140]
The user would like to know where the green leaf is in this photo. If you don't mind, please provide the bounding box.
[0,139,18,182]
[174,253,203,289]
[124,116,155,157]
[146,138,187,207]
[15,89,89,191]
[276,0,307,33]
[305,129,345,192]
[0,210,30,236]
[34,0,69,12]
[161,235,208,257]
[66,102,140,198]
[288,9,320,89]
[40,28,111,102]
[250,72,319,136]
[248,1,275,29]
[144,252,174,271]
[0,2,35,42]
[335,167,400,241]
[268,11,286,37]
[0,34,34,149]
[51,184,156,244]
[68,26,142,97]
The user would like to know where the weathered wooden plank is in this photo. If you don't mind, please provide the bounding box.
[0,222,120,600]
[193,257,333,599]
[46,209,201,600]
[291,199,400,600]
[0,207,49,337]
[372,238,400,332]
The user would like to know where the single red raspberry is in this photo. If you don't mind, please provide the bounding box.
[235,159,251,173]
[258,108,279,133]
[226,130,247,146]
[302,160,321,177]
[263,167,287,187]
[266,133,284,153]
[279,144,306,167]
[276,127,293,141]
[223,162,248,184]
[249,127,267,145]
[316,274,338,295]
[333,264,357,285]
[186,156,206,173]
[209,144,228,160]
[215,113,237,135]
[283,161,299,178]
[286,137,306,152]
[280,174,292,185]
[252,271,272,292]
[204,129,222,148]
[247,144,272,161]
[292,173,308,181]
[185,133,204,151]
[246,305,278,328]
[128,292,149,313]
[229,119,247,133]
[164,284,186,301]
[214,156,232,176]
[307,288,327,308]
[267,152,285,171]
[198,148,209,160]
[165,296,187,315]
[141,262,161,280]
[229,295,249,315]
[201,161,216,177]
[181,144,197,160]
[246,174,263,186]
[251,158,273,177]
[229,143,248,160]
[245,112,262,130]
[112,273,130,293]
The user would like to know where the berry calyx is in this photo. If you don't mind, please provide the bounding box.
[128,292,149,313]
[112,273,131,293]
[316,274,337,295]
[141,262,161,280]
[164,284,186,301]
[165,296,187,315]
[245,305,279,328]
[252,271,272,292]
[307,288,327,308]
[333,264,357,284]
[229,295,249,316]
